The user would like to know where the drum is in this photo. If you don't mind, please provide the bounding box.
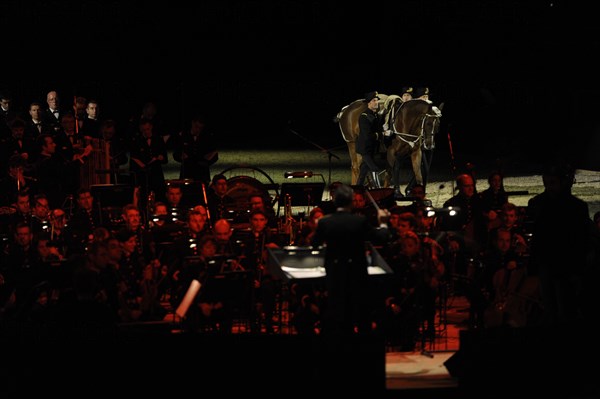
[366,188,395,209]
[226,175,272,211]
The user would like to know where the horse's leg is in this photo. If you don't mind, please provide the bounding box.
[387,147,404,198]
[347,142,361,185]
[411,150,423,187]
[421,149,433,188]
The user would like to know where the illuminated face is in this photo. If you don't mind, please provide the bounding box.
[352,193,366,208]
[458,176,475,198]
[200,239,217,258]
[123,209,141,230]
[33,198,50,218]
[213,221,232,243]
[188,213,206,234]
[15,226,32,246]
[214,179,228,196]
[77,191,94,210]
[368,97,379,112]
[397,220,412,236]
[502,210,518,227]
[16,195,30,213]
[46,91,59,108]
[193,206,208,223]
[1,98,11,110]
[121,236,137,254]
[86,102,98,119]
[250,212,268,232]
[29,104,43,120]
[166,187,183,206]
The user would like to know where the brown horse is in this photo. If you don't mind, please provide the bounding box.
[335,95,442,191]
[385,99,443,194]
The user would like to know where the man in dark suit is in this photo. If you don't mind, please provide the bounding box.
[356,91,384,188]
[311,184,390,336]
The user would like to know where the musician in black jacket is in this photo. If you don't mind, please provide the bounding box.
[129,118,168,205]
[171,114,218,185]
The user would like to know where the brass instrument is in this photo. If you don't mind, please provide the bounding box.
[146,190,156,228]
[282,193,296,245]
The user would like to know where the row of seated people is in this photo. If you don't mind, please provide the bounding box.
[1,169,586,347]
[0,190,506,338]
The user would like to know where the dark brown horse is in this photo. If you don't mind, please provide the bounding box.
[385,99,443,194]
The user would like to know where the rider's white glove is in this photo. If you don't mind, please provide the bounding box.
[383,123,389,131]
[383,130,392,137]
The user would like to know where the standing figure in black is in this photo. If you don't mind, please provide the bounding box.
[527,161,591,325]
[311,184,390,336]
[129,118,168,206]
[356,91,384,188]
[172,114,218,185]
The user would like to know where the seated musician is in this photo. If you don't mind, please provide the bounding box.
[319,181,342,215]
[165,209,211,307]
[0,155,36,208]
[234,192,277,229]
[235,208,282,333]
[296,206,324,246]
[149,201,185,252]
[114,203,157,264]
[175,234,231,332]
[164,183,189,223]
[213,218,244,268]
[351,187,377,225]
[205,174,236,222]
[65,188,106,255]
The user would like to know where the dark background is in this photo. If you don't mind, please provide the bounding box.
[2,0,599,170]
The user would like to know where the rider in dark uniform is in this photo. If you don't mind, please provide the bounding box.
[356,91,384,188]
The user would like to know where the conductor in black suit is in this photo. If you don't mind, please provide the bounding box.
[311,184,391,336]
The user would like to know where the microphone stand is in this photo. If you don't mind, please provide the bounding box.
[446,125,458,193]
[289,128,340,186]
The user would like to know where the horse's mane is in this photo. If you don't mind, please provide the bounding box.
[402,99,434,117]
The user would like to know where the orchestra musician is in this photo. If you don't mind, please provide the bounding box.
[236,208,282,333]
[205,174,236,223]
[129,118,168,207]
[0,155,37,208]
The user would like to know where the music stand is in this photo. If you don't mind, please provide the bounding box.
[267,242,392,282]
[278,182,325,207]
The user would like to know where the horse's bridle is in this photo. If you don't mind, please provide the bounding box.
[388,101,440,150]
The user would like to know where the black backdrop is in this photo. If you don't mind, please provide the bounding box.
[3,0,600,169]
